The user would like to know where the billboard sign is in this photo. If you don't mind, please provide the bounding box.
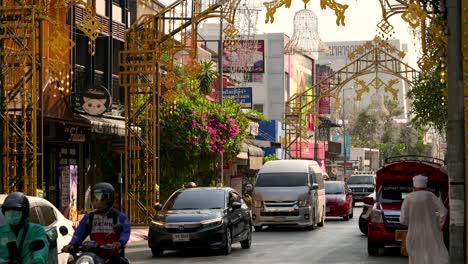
[222,87,252,109]
[223,40,264,73]
[332,135,351,160]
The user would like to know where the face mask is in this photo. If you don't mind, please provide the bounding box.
[4,211,22,226]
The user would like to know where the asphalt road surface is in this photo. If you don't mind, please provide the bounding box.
[126,207,407,264]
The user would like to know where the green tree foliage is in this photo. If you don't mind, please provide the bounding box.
[407,71,447,133]
[197,61,218,95]
[159,91,249,201]
[350,98,431,163]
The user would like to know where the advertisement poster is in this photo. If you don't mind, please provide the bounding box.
[332,135,351,160]
[223,40,264,73]
[316,72,331,115]
[59,165,78,222]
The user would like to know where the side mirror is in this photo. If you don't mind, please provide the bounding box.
[232,201,242,210]
[310,183,319,190]
[28,239,46,252]
[244,184,253,192]
[59,226,69,236]
[154,204,163,211]
[363,196,374,205]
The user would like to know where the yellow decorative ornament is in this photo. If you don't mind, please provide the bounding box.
[417,54,433,74]
[401,2,426,29]
[369,77,385,90]
[383,79,400,100]
[354,79,369,101]
[377,19,394,35]
[320,0,348,26]
[77,8,104,42]
[184,59,202,78]
[162,72,179,90]
[49,29,75,57]
[223,23,239,39]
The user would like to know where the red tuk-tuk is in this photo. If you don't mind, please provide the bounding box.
[365,156,448,255]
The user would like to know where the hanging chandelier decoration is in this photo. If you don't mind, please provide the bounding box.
[284,8,328,56]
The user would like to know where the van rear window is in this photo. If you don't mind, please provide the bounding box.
[255,173,308,187]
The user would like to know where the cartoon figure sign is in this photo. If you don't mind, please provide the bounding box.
[81,85,111,116]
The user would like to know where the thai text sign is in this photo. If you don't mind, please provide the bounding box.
[222,87,253,109]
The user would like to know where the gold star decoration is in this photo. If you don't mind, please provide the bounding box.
[354,79,369,101]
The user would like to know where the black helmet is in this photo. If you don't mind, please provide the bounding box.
[1,192,29,218]
[91,182,115,211]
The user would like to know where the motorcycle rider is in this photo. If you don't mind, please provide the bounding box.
[62,182,130,264]
[0,192,49,264]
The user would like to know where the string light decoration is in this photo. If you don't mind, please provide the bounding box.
[284,8,328,56]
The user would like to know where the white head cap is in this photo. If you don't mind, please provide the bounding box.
[413,175,428,188]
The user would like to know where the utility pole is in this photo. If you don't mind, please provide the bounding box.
[219,14,224,186]
[342,87,346,180]
[446,0,465,262]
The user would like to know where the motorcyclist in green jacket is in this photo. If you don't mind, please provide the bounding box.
[0,192,49,264]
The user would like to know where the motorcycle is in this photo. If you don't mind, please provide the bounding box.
[68,240,126,264]
[66,224,128,264]
[0,239,45,264]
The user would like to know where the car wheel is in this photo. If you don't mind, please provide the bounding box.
[343,215,349,221]
[349,211,354,219]
[254,226,263,232]
[240,225,252,249]
[317,210,324,227]
[151,247,164,257]
[367,241,379,256]
[221,228,232,255]
[359,217,368,235]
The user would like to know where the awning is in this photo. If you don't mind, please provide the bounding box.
[237,142,264,170]
[80,114,126,136]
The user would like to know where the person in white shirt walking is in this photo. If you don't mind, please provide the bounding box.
[400,175,448,264]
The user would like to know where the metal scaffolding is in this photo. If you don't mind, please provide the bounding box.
[0,5,43,195]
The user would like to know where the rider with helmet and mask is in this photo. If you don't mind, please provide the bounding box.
[62,182,130,263]
[0,192,49,264]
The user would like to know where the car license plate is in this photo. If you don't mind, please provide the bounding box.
[172,233,190,242]
[326,207,331,213]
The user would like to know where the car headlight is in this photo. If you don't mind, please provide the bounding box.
[201,217,223,228]
[253,200,263,208]
[298,200,310,207]
[151,220,165,228]
[371,210,384,224]
[338,197,346,205]
[76,255,95,264]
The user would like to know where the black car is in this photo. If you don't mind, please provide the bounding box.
[148,187,252,256]
[358,192,376,235]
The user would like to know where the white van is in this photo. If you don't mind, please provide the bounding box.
[251,160,326,231]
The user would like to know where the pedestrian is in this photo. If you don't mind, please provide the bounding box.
[0,192,49,264]
[400,175,448,264]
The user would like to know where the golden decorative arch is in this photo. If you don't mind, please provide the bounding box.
[120,0,241,223]
[283,37,418,159]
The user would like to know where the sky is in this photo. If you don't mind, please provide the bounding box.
[254,0,420,68]
[156,0,421,68]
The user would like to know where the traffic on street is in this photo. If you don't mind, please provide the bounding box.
[126,207,406,264]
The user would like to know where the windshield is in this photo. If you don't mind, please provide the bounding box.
[255,173,308,187]
[380,185,441,203]
[347,176,374,185]
[325,182,345,194]
[164,189,225,210]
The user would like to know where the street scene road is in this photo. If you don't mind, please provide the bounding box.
[126,207,406,264]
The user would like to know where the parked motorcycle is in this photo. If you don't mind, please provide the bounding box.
[0,239,45,264]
